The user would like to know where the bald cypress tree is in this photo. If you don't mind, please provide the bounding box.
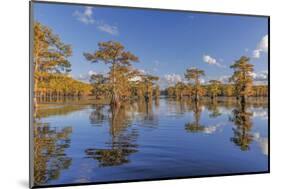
[208,80,222,99]
[33,22,72,110]
[84,41,139,107]
[185,68,205,101]
[229,56,254,104]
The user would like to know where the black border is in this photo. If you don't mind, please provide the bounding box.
[29,0,270,188]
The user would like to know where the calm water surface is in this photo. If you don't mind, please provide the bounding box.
[33,97,268,186]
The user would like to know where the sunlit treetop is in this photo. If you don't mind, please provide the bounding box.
[185,68,205,82]
[34,22,72,73]
[83,41,139,66]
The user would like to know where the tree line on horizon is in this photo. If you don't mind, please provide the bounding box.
[33,22,268,108]
[165,56,268,101]
[165,76,268,100]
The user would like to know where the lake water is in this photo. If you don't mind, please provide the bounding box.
[33,97,268,186]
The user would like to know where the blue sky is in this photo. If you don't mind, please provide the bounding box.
[33,2,268,88]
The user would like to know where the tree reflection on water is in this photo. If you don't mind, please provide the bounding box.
[89,105,107,126]
[230,102,254,151]
[33,97,267,185]
[206,100,222,118]
[33,122,72,185]
[185,101,206,133]
[85,103,139,167]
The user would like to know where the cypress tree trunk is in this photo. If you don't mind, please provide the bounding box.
[195,91,199,102]
[110,62,120,108]
[111,92,120,108]
[241,95,246,104]
[110,104,120,136]
[241,95,246,111]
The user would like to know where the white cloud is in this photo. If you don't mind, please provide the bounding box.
[73,7,95,24]
[218,71,267,85]
[252,35,268,59]
[253,49,261,58]
[84,6,93,17]
[203,55,216,65]
[97,23,118,35]
[250,107,268,120]
[138,69,146,74]
[73,7,119,35]
[164,74,183,85]
[251,70,268,84]
[88,70,97,76]
[253,132,268,156]
[77,70,99,82]
[77,74,88,81]
[203,54,224,67]
[218,75,230,83]
[199,78,206,84]
[259,137,268,156]
[258,35,268,52]
[137,67,158,75]
[129,76,142,82]
[253,111,268,120]
[203,123,223,134]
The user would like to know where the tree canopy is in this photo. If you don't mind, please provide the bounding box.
[84,41,140,106]
[184,68,205,101]
[230,56,254,102]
